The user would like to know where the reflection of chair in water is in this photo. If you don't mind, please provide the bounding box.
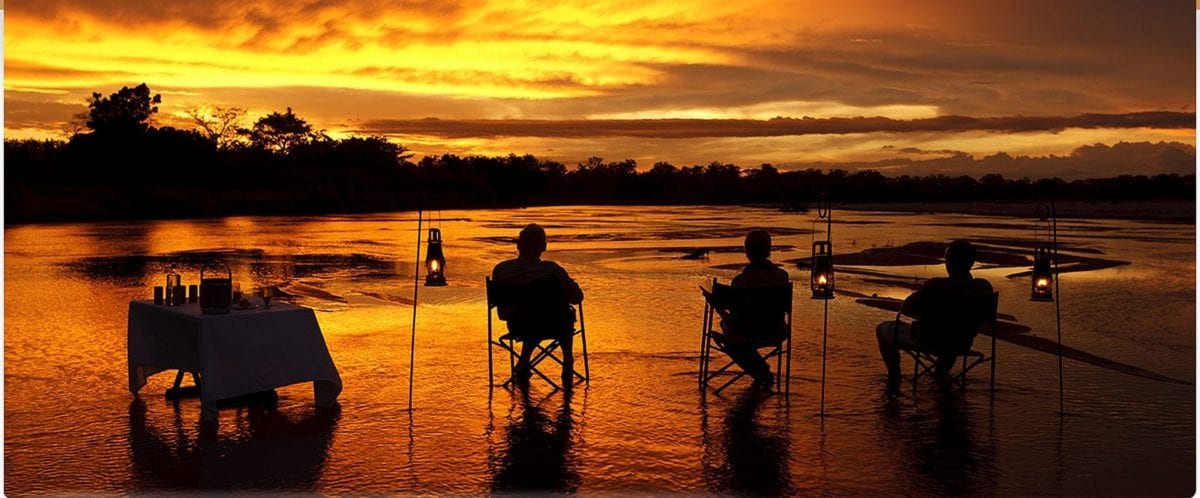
[486,276,589,390]
[698,278,794,394]
[127,398,339,490]
[487,389,581,493]
[700,391,791,495]
[892,291,999,390]
[876,390,997,495]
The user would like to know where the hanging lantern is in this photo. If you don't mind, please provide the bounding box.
[424,227,447,286]
[1030,245,1053,302]
[811,240,835,300]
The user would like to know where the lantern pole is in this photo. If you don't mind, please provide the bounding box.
[408,207,422,412]
[815,196,833,417]
[1049,201,1064,416]
[1036,198,1063,415]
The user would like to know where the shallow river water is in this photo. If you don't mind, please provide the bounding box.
[4,205,1195,495]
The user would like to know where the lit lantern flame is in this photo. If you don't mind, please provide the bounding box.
[811,240,834,300]
[1030,245,1053,301]
[424,227,448,287]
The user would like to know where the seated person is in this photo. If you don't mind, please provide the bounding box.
[875,239,993,385]
[712,229,790,389]
[492,223,584,388]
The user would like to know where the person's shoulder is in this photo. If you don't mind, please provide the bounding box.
[537,259,566,270]
[971,278,994,292]
[538,259,573,276]
[920,277,951,289]
[770,263,790,279]
[491,258,520,276]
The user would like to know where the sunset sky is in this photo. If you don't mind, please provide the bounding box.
[4,1,1197,177]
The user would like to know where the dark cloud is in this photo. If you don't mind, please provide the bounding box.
[4,59,138,81]
[808,141,1196,179]
[881,145,965,156]
[356,112,1195,139]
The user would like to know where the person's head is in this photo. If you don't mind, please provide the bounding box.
[944,239,976,277]
[744,229,772,263]
[517,223,548,258]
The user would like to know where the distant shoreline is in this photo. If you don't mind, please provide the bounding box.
[4,199,1194,227]
[835,200,1196,223]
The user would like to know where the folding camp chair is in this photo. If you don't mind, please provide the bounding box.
[486,276,589,391]
[698,278,793,395]
[894,291,999,390]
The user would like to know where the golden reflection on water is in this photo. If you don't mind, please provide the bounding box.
[3,206,1195,494]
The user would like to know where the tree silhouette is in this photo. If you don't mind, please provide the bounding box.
[188,105,247,149]
[245,107,321,154]
[85,83,161,136]
[2,83,1194,223]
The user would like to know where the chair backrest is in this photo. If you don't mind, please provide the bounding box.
[709,281,793,316]
[708,280,793,341]
[486,276,570,318]
[918,290,998,352]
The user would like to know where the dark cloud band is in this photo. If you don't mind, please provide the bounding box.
[357,112,1195,139]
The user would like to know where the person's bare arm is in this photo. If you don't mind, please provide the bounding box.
[899,288,925,319]
[554,264,584,304]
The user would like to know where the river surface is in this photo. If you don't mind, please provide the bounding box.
[4,205,1195,495]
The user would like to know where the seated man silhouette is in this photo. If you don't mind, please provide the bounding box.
[716,230,790,389]
[492,224,584,389]
[875,239,993,386]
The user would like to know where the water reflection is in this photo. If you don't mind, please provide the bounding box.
[700,391,792,495]
[127,398,340,491]
[66,249,402,301]
[878,391,998,496]
[487,389,582,493]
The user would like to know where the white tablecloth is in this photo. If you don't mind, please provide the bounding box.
[128,301,342,418]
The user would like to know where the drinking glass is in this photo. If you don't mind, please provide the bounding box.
[261,286,274,309]
[165,274,182,306]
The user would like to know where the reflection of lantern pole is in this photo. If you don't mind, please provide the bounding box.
[811,195,834,416]
[1033,198,1063,415]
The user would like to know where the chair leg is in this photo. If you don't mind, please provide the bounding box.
[714,370,748,394]
[784,330,792,395]
[704,356,738,386]
[698,305,709,388]
[700,306,714,390]
[912,355,919,391]
[991,321,997,392]
[774,345,783,392]
[487,314,494,386]
[579,305,590,382]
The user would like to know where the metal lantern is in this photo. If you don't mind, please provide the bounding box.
[1030,245,1053,302]
[810,240,835,300]
[424,227,447,286]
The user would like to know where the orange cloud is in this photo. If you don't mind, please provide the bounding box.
[4,0,1195,174]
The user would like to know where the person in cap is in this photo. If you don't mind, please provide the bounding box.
[492,223,584,389]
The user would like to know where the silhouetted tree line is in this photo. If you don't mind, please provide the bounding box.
[5,84,1195,223]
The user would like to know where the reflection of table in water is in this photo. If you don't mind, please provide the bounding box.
[127,301,342,419]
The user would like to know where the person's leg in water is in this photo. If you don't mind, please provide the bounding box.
[933,354,957,380]
[559,331,575,390]
[875,321,912,387]
[724,341,772,387]
[513,339,535,386]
